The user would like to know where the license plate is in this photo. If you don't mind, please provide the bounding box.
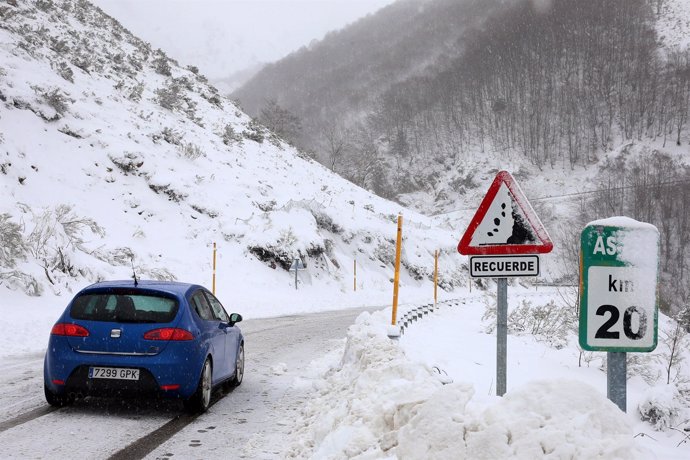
[89,367,140,380]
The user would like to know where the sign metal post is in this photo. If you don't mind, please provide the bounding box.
[496,278,508,396]
[607,352,627,412]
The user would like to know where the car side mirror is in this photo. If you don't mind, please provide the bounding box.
[229,313,243,325]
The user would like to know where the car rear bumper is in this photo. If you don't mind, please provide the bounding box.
[44,338,203,398]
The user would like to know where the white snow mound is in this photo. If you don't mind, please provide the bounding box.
[287,311,649,459]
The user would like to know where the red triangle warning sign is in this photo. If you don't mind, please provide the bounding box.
[458,171,553,255]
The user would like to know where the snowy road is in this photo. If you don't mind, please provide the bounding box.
[0,306,375,459]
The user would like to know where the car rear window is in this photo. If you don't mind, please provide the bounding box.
[71,291,179,323]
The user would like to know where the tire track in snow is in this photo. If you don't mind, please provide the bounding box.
[0,406,59,434]
[108,413,199,460]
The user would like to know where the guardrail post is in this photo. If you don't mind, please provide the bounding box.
[434,249,439,305]
[212,242,217,295]
[391,214,403,326]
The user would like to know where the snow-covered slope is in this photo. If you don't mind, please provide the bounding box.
[656,0,690,51]
[0,0,468,316]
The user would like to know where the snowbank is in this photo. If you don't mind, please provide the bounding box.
[287,310,649,459]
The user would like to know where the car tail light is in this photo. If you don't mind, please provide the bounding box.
[160,384,180,391]
[51,323,90,337]
[143,328,194,341]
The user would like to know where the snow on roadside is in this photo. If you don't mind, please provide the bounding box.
[286,309,648,459]
[287,310,443,459]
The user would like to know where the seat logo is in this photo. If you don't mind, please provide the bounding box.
[110,329,122,338]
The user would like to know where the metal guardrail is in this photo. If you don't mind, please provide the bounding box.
[398,299,463,335]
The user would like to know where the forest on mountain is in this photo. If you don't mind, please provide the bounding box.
[559,148,690,317]
[235,0,688,198]
[368,0,688,171]
[233,0,504,165]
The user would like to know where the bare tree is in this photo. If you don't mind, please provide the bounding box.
[321,121,350,173]
[259,99,302,145]
[658,320,687,384]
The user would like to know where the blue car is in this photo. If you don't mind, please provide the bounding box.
[44,280,244,413]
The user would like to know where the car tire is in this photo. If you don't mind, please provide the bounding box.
[231,343,244,387]
[44,384,74,407]
[184,358,212,414]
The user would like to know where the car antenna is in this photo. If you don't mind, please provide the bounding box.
[131,257,139,287]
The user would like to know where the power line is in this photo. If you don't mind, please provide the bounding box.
[532,178,690,202]
[432,177,690,216]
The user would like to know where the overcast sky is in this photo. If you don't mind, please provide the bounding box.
[92,0,395,80]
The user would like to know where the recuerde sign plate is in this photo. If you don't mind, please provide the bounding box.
[469,255,539,278]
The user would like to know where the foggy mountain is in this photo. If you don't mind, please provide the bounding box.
[232,0,504,155]
[212,62,266,95]
[233,0,690,208]
[0,0,468,312]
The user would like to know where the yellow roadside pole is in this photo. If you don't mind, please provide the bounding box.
[354,259,357,292]
[434,249,439,305]
[212,242,217,295]
[391,215,403,326]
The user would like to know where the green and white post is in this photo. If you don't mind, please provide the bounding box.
[579,217,660,412]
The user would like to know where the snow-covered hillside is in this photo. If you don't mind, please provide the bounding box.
[656,0,690,51]
[0,0,468,318]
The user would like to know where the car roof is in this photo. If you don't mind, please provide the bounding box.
[79,280,205,297]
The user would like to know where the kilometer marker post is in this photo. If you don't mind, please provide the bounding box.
[579,217,659,412]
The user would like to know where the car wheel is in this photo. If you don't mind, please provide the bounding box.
[184,358,212,414]
[231,343,244,387]
[44,384,74,407]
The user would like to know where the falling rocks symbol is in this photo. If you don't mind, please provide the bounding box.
[480,188,536,246]
[507,205,536,244]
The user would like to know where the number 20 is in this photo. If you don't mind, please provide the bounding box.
[595,305,647,340]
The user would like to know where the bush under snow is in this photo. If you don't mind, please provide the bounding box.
[638,384,683,431]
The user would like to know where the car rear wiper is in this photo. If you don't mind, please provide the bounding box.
[115,317,158,323]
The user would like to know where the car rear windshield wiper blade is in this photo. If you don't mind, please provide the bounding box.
[115,317,158,323]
